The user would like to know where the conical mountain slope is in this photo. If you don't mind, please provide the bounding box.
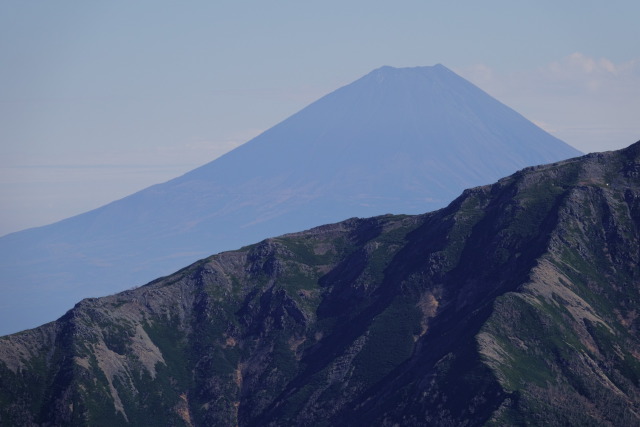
[1,141,638,426]
[0,65,581,335]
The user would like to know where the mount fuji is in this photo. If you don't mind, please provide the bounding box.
[0,65,581,335]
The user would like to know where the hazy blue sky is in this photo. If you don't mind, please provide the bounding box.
[1,0,639,236]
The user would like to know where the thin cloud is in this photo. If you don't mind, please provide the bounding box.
[541,53,639,93]
[457,54,640,153]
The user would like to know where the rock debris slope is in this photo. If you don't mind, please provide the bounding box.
[1,141,638,426]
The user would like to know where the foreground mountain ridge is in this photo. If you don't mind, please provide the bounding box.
[1,141,639,426]
[0,64,581,335]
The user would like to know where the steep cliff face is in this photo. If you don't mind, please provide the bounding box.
[1,142,639,426]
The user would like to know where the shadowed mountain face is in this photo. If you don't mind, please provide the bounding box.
[1,141,638,426]
[0,65,581,335]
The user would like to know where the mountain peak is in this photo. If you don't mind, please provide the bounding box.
[370,63,451,73]
[621,138,640,159]
[365,63,454,83]
[0,64,582,335]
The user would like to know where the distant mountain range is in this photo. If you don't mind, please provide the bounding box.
[0,64,581,335]
[2,140,638,426]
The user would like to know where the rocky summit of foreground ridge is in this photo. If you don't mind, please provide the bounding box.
[0,64,581,335]
[2,141,639,426]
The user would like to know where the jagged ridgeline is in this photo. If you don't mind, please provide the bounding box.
[2,142,640,425]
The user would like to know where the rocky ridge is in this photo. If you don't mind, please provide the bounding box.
[1,142,640,426]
